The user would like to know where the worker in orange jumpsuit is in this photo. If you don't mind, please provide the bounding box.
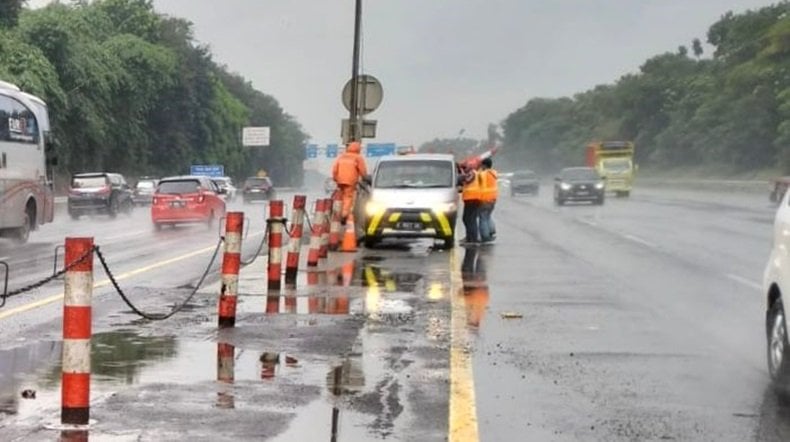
[332,141,368,224]
[478,158,498,243]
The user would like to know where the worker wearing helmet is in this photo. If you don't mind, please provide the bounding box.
[479,157,498,242]
[332,141,368,224]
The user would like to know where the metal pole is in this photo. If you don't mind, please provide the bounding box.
[348,0,363,142]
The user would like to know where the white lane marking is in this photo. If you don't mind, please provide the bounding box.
[725,274,762,290]
[99,230,149,242]
[622,234,657,248]
[577,218,597,227]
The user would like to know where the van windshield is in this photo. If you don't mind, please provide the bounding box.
[375,160,454,189]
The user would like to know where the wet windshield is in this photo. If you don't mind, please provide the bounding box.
[513,171,537,180]
[136,180,155,189]
[245,178,270,187]
[602,158,631,173]
[374,160,454,189]
[157,180,200,194]
[71,176,107,188]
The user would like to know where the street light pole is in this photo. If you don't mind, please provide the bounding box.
[348,0,362,142]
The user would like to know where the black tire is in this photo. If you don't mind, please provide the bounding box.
[11,204,34,244]
[153,222,163,231]
[596,197,605,206]
[622,190,630,198]
[108,197,119,219]
[69,210,80,221]
[768,299,790,384]
[440,234,455,250]
[363,236,379,249]
[555,198,564,206]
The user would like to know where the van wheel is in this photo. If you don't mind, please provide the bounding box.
[108,197,119,218]
[363,236,379,249]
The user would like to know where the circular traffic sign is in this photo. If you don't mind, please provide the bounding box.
[342,74,383,115]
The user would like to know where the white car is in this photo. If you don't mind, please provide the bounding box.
[212,177,237,202]
[765,190,790,384]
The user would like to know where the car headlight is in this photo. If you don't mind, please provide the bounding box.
[595,182,605,189]
[560,183,572,191]
[365,201,386,217]
[432,202,457,213]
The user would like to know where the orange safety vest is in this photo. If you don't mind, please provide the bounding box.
[462,170,483,201]
[480,169,498,202]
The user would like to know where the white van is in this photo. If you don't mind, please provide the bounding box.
[354,154,458,249]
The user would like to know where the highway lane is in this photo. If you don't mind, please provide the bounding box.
[0,185,787,440]
[473,185,781,441]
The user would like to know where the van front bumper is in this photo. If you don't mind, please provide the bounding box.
[365,209,456,239]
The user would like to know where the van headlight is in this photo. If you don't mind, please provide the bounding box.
[365,201,386,216]
[432,202,457,213]
[595,182,605,189]
[560,183,572,191]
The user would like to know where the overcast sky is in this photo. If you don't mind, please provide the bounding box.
[33,0,780,145]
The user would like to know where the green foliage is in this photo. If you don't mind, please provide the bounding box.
[0,0,25,28]
[501,2,790,174]
[3,0,307,182]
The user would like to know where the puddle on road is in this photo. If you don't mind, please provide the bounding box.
[0,253,462,440]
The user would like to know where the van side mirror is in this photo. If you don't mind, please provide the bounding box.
[362,175,372,185]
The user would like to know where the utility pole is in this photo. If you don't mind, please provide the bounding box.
[348,0,363,142]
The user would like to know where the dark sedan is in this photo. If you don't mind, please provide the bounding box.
[554,167,605,206]
[510,170,540,196]
[242,177,274,203]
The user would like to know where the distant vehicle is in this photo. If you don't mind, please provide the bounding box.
[510,170,540,196]
[151,175,226,229]
[354,153,458,249]
[212,177,237,202]
[242,176,274,203]
[68,173,134,220]
[586,141,636,197]
[0,81,55,243]
[132,178,158,206]
[554,167,605,206]
[770,177,790,205]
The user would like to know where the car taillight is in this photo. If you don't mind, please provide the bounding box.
[98,185,111,195]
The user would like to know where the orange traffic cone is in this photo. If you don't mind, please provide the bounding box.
[340,214,357,252]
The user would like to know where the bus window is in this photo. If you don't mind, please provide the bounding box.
[0,94,38,144]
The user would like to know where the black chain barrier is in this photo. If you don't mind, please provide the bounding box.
[0,247,95,306]
[95,238,224,321]
[240,224,269,266]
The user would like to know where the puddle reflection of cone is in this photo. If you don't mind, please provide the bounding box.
[260,352,279,379]
[266,293,280,314]
[216,343,235,409]
[284,292,296,313]
[60,430,88,442]
[340,214,357,252]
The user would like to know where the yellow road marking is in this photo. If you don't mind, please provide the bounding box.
[0,233,265,321]
[449,248,479,442]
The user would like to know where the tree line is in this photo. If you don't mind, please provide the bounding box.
[500,2,790,175]
[0,0,307,186]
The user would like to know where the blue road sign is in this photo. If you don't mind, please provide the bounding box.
[326,144,339,158]
[305,144,319,159]
[365,143,396,158]
[190,165,225,177]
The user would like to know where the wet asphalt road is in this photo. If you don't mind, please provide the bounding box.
[0,185,788,441]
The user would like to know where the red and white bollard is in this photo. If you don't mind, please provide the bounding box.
[268,200,285,291]
[285,195,306,284]
[218,212,244,328]
[306,199,328,267]
[328,194,343,251]
[319,198,332,259]
[62,237,94,426]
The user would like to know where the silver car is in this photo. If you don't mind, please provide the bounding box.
[355,154,459,249]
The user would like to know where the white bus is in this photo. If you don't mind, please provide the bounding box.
[0,81,55,243]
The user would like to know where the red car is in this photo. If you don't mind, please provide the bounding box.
[151,176,226,229]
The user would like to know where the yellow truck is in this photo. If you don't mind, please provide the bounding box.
[585,141,636,197]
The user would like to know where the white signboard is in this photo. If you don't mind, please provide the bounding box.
[242,126,270,146]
